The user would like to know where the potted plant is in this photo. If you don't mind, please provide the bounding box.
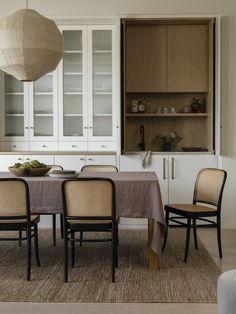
[156,132,182,151]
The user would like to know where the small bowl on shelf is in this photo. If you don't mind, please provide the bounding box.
[8,167,51,177]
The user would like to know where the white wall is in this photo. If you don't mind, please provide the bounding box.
[1,0,236,228]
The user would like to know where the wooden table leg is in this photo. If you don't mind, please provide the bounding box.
[148,218,160,271]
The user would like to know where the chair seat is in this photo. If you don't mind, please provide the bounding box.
[68,217,119,224]
[166,204,216,213]
[0,214,39,224]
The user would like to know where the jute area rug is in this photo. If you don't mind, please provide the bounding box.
[0,229,219,303]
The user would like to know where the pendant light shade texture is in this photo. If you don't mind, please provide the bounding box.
[0,9,63,81]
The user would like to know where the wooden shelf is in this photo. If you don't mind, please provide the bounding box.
[126,113,209,117]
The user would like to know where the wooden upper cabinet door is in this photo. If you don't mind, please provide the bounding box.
[167,24,209,92]
[125,25,166,92]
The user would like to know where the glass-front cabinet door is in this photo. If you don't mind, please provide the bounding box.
[29,71,58,141]
[59,27,88,148]
[1,73,29,141]
[88,26,116,142]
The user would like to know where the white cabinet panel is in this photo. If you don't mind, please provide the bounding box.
[86,155,117,166]
[87,141,116,151]
[59,142,87,151]
[168,155,218,203]
[1,141,29,152]
[23,155,54,165]
[0,155,23,171]
[54,155,86,171]
[29,142,58,151]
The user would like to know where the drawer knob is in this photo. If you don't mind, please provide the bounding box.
[72,145,76,148]
[42,145,47,148]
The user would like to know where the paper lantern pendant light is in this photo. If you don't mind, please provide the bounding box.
[0,9,63,81]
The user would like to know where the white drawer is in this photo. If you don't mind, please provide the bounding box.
[59,142,87,151]
[1,142,29,152]
[88,142,116,151]
[29,142,58,151]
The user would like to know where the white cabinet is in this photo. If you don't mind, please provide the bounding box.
[58,25,117,151]
[0,155,54,171]
[168,155,218,203]
[0,72,58,151]
[55,154,117,171]
[120,154,218,204]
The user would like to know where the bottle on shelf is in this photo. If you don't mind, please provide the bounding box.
[131,96,138,113]
[138,100,145,113]
[146,100,151,113]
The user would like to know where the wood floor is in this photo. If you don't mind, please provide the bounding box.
[0,228,236,314]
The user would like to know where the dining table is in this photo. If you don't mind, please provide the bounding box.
[0,171,166,270]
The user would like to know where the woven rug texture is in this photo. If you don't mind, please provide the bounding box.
[0,229,220,303]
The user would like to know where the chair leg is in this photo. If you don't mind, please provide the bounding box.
[60,214,63,238]
[162,211,169,252]
[19,230,22,247]
[52,214,56,246]
[111,224,116,283]
[64,224,69,282]
[193,218,198,250]
[116,223,119,247]
[80,231,83,247]
[26,225,32,281]
[34,224,40,267]
[217,216,223,258]
[71,231,75,268]
[115,223,118,268]
[184,217,191,263]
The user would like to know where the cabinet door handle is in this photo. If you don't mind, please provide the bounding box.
[72,145,77,148]
[12,145,17,148]
[171,157,175,180]
[18,157,23,161]
[101,145,106,148]
[30,126,34,129]
[26,158,31,161]
[163,157,166,180]
[89,126,93,129]
[84,126,88,129]
[80,158,85,161]
[42,145,47,148]
[25,126,29,129]
[88,158,93,161]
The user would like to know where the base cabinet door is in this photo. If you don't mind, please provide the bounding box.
[54,155,86,171]
[168,155,218,203]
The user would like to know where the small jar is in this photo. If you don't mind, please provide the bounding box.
[138,101,145,112]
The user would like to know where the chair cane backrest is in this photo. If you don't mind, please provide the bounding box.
[62,178,115,219]
[193,168,227,208]
[0,178,29,217]
[81,165,118,172]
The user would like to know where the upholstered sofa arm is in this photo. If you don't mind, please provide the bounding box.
[218,269,236,314]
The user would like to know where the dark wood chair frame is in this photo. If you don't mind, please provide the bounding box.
[0,178,40,281]
[162,168,227,263]
[61,177,118,283]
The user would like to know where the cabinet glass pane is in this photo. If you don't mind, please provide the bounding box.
[64,53,82,73]
[64,30,82,51]
[5,74,24,93]
[33,73,54,137]
[4,74,25,137]
[63,116,83,136]
[34,116,53,136]
[93,116,112,136]
[63,30,84,137]
[64,95,83,115]
[92,30,112,137]
[5,116,24,136]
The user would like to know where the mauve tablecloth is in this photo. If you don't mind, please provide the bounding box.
[0,171,166,255]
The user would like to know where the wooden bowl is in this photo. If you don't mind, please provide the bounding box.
[8,167,51,177]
